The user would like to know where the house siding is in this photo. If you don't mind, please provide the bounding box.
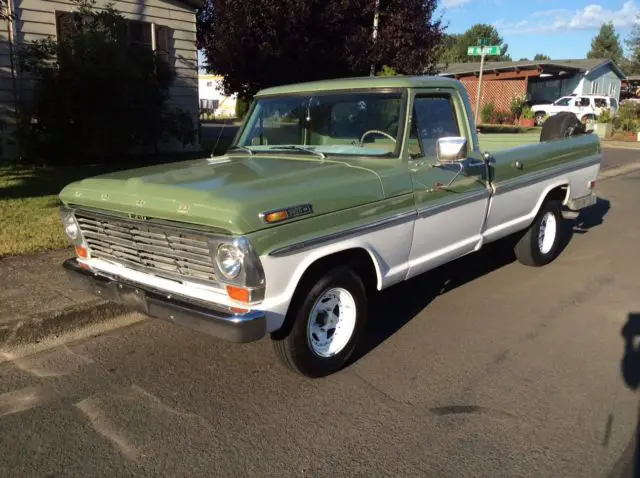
[580,64,622,101]
[0,0,200,159]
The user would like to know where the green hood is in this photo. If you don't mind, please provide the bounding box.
[59,155,386,234]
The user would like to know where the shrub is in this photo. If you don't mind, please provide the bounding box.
[481,102,496,124]
[510,95,526,119]
[494,111,514,125]
[521,106,534,120]
[613,103,640,132]
[596,108,613,124]
[235,97,251,119]
[15,0,195,165]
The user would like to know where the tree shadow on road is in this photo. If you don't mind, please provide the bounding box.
[349,196,611,366]
[612,313,640,478]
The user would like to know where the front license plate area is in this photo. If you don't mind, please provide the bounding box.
[119,285,149,312]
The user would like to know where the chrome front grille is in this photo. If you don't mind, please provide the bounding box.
[75,211,218,284]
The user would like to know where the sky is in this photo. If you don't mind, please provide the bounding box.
[198,0,640,71]
[439,0,639,60]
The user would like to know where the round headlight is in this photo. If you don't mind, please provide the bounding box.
[216,244,243,279]
[64,220,79,241]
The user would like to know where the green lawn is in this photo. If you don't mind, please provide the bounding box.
[478,132,541,152]
[0,150,212,258]
[0,165,82,257]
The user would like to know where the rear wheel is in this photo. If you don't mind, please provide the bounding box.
[514,200,564,267]
[271,266,368,378]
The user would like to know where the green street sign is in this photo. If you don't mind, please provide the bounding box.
[467,45,501,56]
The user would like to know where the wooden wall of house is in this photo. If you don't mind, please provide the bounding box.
[4,0,200,158]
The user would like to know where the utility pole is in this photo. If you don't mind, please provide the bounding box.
[369,0,380,77]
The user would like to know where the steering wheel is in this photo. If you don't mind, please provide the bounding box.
[359,129,397,146]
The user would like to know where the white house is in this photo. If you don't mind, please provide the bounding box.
[0,0,205,159]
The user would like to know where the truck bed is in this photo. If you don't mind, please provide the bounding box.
[478,132,540,152]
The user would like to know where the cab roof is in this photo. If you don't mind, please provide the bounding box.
[255,75,463,97]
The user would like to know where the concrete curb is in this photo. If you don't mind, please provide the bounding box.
[599,162,640,180]
[0,299,131,348]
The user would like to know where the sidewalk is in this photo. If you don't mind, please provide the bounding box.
[601,140,640,150]
[0,248,128,346]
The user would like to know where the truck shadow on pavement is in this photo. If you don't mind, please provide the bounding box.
[349,196,611,365]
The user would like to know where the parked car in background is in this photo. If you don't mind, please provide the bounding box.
[531,95,619,126]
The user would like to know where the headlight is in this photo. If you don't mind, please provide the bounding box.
[215,243,243,279]
[59,208,83,246]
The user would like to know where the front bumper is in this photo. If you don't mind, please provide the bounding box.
[63,258,267,343]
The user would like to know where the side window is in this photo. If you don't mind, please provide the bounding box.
[555,97,571,106]
[594,98,607,108]
[408,95,460,158]
[575,97,590,107]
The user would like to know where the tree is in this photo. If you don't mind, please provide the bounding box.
[587,22,624,65]
[197,0,445,100]
[17,0,195,164]
[533,53,550,61]
[436,23,511,64]
[626,18,640,75]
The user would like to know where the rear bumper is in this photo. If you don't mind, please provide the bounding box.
[63,258,267,343]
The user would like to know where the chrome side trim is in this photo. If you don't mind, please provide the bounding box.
[268,210,418,257]
[416,188,490,219]
[493,153,601,195]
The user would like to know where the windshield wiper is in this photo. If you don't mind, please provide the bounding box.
[268,145,326,159]
[226,145,254,156]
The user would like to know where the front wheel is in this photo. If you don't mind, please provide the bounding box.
[514,200,564,267]
[271,266,369,378]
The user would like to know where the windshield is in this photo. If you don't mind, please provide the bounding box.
[234,91,405,158]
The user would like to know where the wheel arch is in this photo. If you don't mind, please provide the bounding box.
[270,247,380,340]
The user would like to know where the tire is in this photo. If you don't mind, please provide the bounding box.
[539,112,586,142]
[514,200,564,267]
[534,112,546,126]
[271,266,369,378]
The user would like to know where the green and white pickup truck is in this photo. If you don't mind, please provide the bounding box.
[59,76,601,377]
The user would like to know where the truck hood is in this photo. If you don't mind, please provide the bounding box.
[59,155,386,234]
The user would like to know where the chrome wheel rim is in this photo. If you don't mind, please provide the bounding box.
[307,288,357,358]
[538,211,557,255]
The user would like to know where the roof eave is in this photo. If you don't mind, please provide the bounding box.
[179,0,205,9]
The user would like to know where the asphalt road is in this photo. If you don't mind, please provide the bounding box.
[1,151,640,477]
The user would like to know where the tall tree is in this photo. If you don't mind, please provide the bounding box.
[197,0,444,99]
[533,53,550,61]
[587,22,624,65]
[626,18,640,75]
[436,23,510,64]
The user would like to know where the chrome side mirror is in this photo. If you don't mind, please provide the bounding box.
[436,137,468,163]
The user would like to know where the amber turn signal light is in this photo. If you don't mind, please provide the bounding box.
[226,285,250,303]
[75,246,89,258]
[263,210,289,223]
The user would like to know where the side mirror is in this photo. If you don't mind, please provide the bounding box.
[436,137,468,163]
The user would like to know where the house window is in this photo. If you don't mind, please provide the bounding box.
[608,84,615,97]
[55,11,170,67]
[591,82,600,94]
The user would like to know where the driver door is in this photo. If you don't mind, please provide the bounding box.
[405,89,491,280]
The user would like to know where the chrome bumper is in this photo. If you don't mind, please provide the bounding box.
[62,258,267,343]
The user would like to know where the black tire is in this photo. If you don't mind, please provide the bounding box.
[540,112,586,142]
[271,266,369,378]
[514,200,564,267]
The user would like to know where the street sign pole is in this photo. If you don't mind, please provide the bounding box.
[467,43,500,126]
[474,48,485,127]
